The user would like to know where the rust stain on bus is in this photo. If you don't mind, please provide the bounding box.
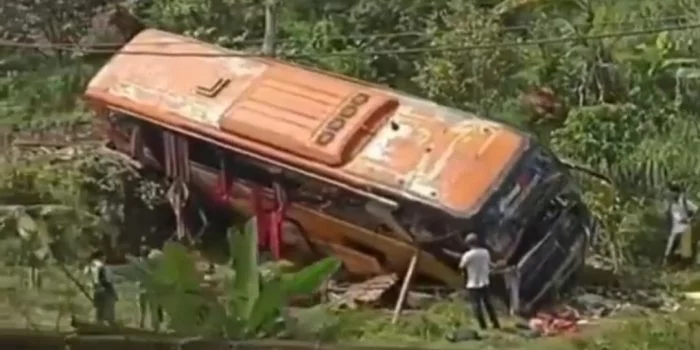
[85,29,524,216]
[82,29,596,312]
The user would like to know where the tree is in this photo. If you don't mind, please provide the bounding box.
[4,0,700,284]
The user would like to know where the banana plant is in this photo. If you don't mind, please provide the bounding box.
[117,219,341,338]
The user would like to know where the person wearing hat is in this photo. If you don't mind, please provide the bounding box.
[84,250,118,326]
[664,182,697,265]
[458,233,500,330]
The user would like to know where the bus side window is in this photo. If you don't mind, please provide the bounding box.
[107,112,137,135]
[188,137,221,170]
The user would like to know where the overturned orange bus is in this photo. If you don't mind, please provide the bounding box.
[83,29,597,313]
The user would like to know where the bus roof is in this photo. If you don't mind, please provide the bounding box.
[85,29,526,217]
[85,29,398,167]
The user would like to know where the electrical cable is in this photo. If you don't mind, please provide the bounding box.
[0,14,696,49]
[1,22,697,58]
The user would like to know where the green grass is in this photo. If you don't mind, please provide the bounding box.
[1,55,699,348]
[293,301,700,349]
[0,264,697,349]
[0,265,141,331]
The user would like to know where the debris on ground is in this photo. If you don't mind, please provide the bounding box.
[572,287,681,315]
[512,280,684,338]
[405,291,439,309]
[327,274,398,309]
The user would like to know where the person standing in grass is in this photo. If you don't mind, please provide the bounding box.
[664,182,698,265]
[138,245,164,330]
[85,250,118,326]
[459,233,501,330]
[137,240,148,328]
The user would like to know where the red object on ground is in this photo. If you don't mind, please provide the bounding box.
[528,309,580,336]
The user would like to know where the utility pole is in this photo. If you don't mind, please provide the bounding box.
[262,0,278,56]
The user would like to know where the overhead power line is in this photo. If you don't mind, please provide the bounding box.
[1,22,699,58]
[0,14,696,49]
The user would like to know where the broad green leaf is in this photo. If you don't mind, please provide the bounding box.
[229,219,260,320]
[160,292,210,335]
[260,259,296,281]
[155,241,201,290]
[281,257,341,297]
[245,278,285,336]
[226,226,239,268]
[144,280,217,335]
[123,241,212,336]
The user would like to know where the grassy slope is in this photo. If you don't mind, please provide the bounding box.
[1,49,698,349]
[0,266,141,331]
[0,264,698,349]
[0,59,96,129]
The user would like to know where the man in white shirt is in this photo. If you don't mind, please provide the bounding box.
[458,233,500,330]
[664,183,698,264]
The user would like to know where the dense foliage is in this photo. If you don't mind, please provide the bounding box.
[116,220,340,338]
[2,0,700,286]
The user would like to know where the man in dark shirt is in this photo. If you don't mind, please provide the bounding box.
[85,250,118,326]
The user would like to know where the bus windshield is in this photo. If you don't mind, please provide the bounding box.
[478,146,566,260]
